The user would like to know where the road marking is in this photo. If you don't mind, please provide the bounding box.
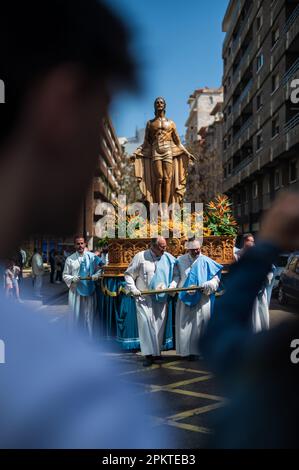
[154,417,212,434]
[166,402,225,422]
[161,387,225,402]
[150,375,213,391]
[162,364,212,375]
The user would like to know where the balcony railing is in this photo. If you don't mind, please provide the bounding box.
[223,0,242,50]
[233,116,253,141]
[283,3,299,34]
[285,113,299,133]
[233,78,253,110]
[232,154,253,175]
[283,57,299,85]
[232,42,253,79]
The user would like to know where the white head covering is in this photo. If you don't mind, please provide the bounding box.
[185,239,201,250]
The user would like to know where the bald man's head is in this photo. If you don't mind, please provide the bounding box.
[151,237,167,257]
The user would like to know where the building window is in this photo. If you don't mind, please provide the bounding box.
[228,134,232,146]
[244,186,248,203]
[257,92,263,110]
[289,159,298,183]
[224,167,227,178]
[227,76,231,86]
[228,162,232,176]
[209,96,214,104]
[272,73,279,93]
[271,27,279,47]
[228,104,232,115]
[256,53,264,72]
[256,131,263,151]
[252,181,258,199]
[256,14,263,31]
[224,140,227,150]
[272,116,280,137]
[274,168,281,189]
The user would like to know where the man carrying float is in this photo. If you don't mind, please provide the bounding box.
[124,236,175,367]
[170,239,223,360]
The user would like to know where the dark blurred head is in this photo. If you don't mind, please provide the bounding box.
[0,0,136,238]
[242,233,255,250]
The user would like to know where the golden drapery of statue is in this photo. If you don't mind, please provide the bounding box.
[131,97,195,205]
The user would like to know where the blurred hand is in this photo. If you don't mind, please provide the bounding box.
[156,283,165,291]
[131,288,141,297]
[187,285,197,295]
[259,192,299,251]
[72,275,80,283]
[168,282,177,297]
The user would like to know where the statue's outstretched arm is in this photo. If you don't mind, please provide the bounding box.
[172,123,196,161]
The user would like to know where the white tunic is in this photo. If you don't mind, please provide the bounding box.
[63,251,98,336]
[124,250,169,356]
[170,253,219,357]
[235,250,270,333]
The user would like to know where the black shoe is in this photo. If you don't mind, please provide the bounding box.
[153,355,163,362]
[187,355,197,361]
[143,355,153,367]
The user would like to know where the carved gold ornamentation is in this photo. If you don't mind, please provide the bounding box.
[103,236,235,276]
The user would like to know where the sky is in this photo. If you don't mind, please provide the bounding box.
[108,0,229,138]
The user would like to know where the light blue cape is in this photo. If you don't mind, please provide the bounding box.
[149,252,176,302]
[77,252,98,297]
[179,255,223,307]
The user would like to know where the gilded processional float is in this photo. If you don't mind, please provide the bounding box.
[97,97,237,349]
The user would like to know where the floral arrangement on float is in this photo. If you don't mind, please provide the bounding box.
[97,195,238,275]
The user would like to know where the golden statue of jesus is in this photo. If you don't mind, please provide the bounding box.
[131,97,195,205]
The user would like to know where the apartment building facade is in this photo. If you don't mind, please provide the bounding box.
[79,116,123,242]
[222,0,299,234]
[185,87,223,146]
[185,88,224,203]
[27,116,124,258]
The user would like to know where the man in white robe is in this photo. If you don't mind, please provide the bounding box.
[170,240,221,360]
[235,233,270,333]
[63,236,102,336]
[31,249,44,298]
[124,237,175,367]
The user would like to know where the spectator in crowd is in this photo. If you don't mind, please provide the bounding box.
[54,250,65,284]
[4,259,21,301]
[49,249,56,284]
[31,249,44,298]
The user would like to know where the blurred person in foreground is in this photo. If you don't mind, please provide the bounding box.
[202,192,299,448]
[235,233,274,332]
[0,0,167,449]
